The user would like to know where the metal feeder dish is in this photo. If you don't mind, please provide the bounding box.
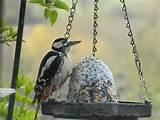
[41,57,151,120]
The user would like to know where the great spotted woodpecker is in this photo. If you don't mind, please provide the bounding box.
[33,38,81,120]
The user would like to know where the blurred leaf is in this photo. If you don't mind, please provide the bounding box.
[16,74,28,88]
[54,0,69,11]
[25,111,35,120]
[0,102,8,117]
[0,27,10,34]
[29,0,69,25]
[29,0,43,4]
[44,8,51,19]
[15,106,35,120]
[49,10,58,25]
[14,105,27,120]
[0,18,17,46]
[16,78,24,89]
[45,0,53,3]
[15,91,23,102]
[13,106,20,119]
[40,3,47,7]
[0,96,9,102]
[8,26,15,36]
[0,17,6,27]
[16,91,32,104]
[11,32,17,38]
[25,80,34,96]
[22,97,33,104]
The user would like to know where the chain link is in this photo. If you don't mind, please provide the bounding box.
[92,0,99,56]
[120,0,152,103]
[64,0,78,40]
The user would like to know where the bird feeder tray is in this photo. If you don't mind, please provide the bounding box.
[41,99,151,120]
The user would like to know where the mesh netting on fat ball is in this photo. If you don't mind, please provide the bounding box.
[67,56,118,103]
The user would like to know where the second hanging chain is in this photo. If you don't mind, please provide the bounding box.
[64,0,100,56]
[92,0,100,56]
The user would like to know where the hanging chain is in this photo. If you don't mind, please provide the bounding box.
[120,0,152,103]
[92,0,99,56]
[64,0,78,40]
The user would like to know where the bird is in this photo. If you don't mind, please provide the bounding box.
[32,37,81,120]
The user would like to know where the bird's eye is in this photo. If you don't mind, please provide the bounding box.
[62,40,67,44]
[62,40,68,46]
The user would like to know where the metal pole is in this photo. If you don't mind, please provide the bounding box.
[7,0,26,120]
[0,0,4,87]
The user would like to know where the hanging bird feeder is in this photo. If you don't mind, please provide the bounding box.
[42,0,152,120]
[67,56,118,103]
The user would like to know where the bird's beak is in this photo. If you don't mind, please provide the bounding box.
[67,40,81,46]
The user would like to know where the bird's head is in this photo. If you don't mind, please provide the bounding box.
[51,38,81,55]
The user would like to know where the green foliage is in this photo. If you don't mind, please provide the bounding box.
[0,74,35,120]
[44,8,58,25]
[29,0,43,4]
[0,0,69,45]
[54,0,70,11]
[29,0,69,25]
[0,18,17,46]
[0,101,8,118]
[49,10,58,25]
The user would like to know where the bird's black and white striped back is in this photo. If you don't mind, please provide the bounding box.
[33,51,63,103]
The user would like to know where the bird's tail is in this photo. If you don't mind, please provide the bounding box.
[34,101,40,120]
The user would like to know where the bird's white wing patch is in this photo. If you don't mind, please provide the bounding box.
[39,56,57,78]
[45,56,57,69]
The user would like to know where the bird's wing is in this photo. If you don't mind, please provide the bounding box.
[33,51,62,103]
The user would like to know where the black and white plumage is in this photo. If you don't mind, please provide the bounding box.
[33,38,81,120]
